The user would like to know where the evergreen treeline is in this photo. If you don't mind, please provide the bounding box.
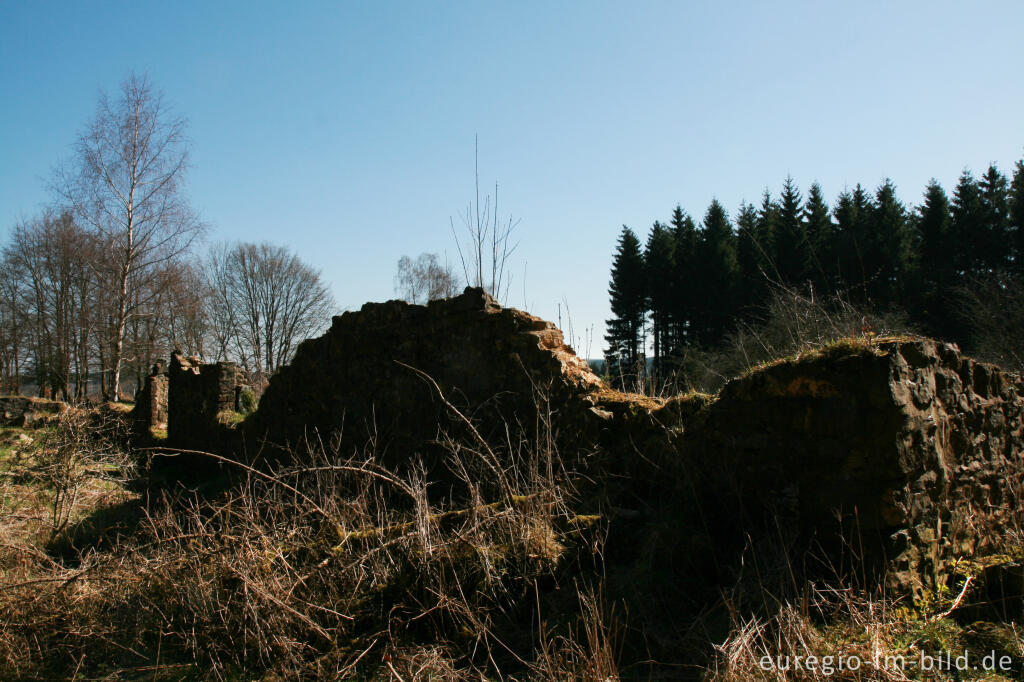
[605,156,1024,384]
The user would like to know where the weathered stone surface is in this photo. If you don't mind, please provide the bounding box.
[166,352,248,451]
[131,361,168,436]
[244,287,602,467]
[0,396,66,428]
[678,338,1024,596]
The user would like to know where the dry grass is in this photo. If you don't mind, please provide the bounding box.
[668,284,919,394]
[3,342,1021,680]
[708,580,1024,682]
[0,396,620,680]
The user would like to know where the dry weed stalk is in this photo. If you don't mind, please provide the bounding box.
[709,591,913,682]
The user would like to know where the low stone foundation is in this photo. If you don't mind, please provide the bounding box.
[0,396,66,428]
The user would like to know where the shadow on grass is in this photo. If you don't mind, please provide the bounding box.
[47,495,147,564]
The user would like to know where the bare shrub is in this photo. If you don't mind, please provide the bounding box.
[959,273,1024,373]
[29,408,135,540]
[674,284,917,393]
[450,136,520,304]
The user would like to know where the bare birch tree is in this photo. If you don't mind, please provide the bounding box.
[55,73,203,400]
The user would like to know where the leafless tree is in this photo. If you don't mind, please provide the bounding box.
[0,251,28,394]
[394,252,461,304]
[206,242,335,388]
[54,73,203,400]
[451,136,519,303]
[3,211,96,400]
[122,258,207,395]
[163,262,210,359]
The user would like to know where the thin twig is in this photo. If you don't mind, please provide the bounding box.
[930,575,972,623]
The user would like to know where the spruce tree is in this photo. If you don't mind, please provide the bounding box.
[951,170,985,278]
[644,221,675,378]
[696,199,738,344]
[868,179,912,305]
[775,176,810,285]
[756,191,781,282]
[834,184,872,301]
[916,179,956,338]
[979,164,1011,273]
[669,206,698,351]
[803,182,834,291]
[1010,159,1024,273]
[604,226,647,384]
[735,201,765,311]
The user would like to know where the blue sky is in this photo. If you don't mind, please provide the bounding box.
[2,1,1023,358]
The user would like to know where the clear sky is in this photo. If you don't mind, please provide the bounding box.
[2,1,1023,358]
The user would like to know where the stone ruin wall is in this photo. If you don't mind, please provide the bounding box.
[0,396,66,428]
[242,287,602,468]
[132,360,169,434]
[129,287,1024,598]
[671,338,1024,596]
[133,352,248,451]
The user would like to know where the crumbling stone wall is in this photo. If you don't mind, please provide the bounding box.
[245,287,602,467]
[166,352,248,450]
[148,287,1024,598]
[0,396,66,428]
[132,360,169,435]
[674,338,1024,596]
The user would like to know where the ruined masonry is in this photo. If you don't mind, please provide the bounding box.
[136,287,1024,598]
[0,396,66,428]
[133,352,249,450]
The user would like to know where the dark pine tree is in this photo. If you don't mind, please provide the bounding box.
[979,163,1011,273]
[951,170,986,279]
[775,176,810,285]
[803,182,834,292]
[915,179,956,339]
[644,220,675,379]
[735,201,765,311]
[669,205,698,352]
[756,190,781,282]
[866,179,912,306]
[1010,158,1024,274]
[695,199,738,345]
[834,184,872,302]
[604,226,647,385]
